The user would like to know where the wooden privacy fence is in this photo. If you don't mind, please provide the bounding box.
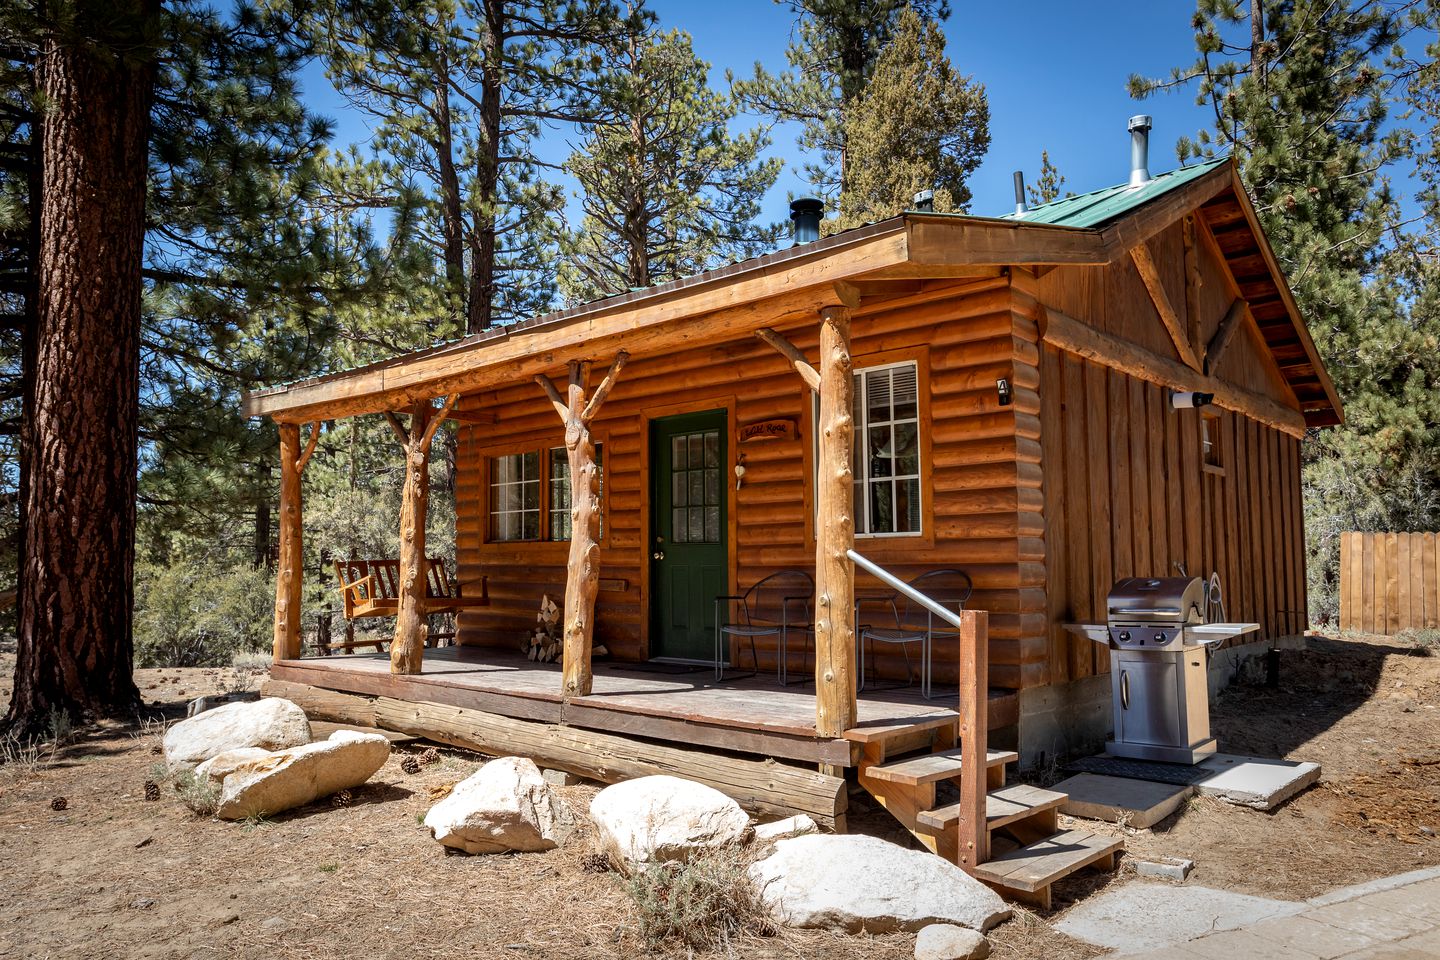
[1339,532,1440,634]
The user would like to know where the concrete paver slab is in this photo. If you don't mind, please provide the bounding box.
[1353,880,1440,920]
[1302,901,1434,941]
[1247,915,1378,959]
[1178,928,1325,959]
[1054,773,1192,828]
[1054,882,1302,953]
[1194,753,1322,810]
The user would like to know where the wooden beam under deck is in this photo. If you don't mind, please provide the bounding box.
[266,648,1019,767]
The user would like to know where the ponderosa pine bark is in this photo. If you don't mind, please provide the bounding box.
[4,0,160,738]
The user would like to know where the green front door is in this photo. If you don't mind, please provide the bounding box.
[650,410,728,661]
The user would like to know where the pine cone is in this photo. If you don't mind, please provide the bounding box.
[143,781,161,802]
[50,797,67,812]
[420,747,440,766]
[331,789,353,808]
[580,852,612,874]
[400,756,421,775]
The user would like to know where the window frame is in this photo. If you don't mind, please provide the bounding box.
[810,350,931,544]
[487,449,543,543]
[547,443,604,542]
[480,435,608,546]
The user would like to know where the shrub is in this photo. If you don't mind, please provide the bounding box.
[624,847,775,950]
[173,770,220,817]
[134,557,273,667]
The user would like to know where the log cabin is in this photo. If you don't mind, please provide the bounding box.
[245,125,1340,903]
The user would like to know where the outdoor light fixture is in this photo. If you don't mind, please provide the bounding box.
[1170,390,1214,410]
[997,378,1013,407]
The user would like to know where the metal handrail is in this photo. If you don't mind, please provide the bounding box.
[847,550,963,628]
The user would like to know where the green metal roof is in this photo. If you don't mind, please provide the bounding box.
[999,157,1230,228]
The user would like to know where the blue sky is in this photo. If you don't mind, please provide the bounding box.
[299,1,1219,226]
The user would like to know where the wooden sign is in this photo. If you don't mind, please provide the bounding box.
[739,418,797,443]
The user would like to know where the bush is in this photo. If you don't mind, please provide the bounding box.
[624,847,776,951]
[134,557,274,668]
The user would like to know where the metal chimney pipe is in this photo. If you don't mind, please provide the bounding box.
[1013,171,1028,215]
[1128,115,1153,189]
[912,189,934,212]
[790,197,824,245]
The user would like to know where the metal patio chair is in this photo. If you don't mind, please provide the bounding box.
[713,570,814,684]
[856,568,973,699]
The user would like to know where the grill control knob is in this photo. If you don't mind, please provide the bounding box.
[1118,631,1130,643]
[1154,632,1165,644]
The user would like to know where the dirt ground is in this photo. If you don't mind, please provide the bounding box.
[0,632,1435,960]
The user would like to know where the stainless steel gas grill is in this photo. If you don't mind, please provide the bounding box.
[1070,577,1259,765]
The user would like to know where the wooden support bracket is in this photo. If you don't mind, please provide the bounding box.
[756,328,821,393]
[1204,298,1250,376]
[1130,241,1203,372]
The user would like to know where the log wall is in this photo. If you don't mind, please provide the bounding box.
[453,276,1042,690]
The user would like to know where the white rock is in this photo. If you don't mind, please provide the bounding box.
[542,768,585,787]
[211,731,391,820]
[753,814,818,842]
[424,757,564,854]
[915,923,991,960]
[750,834,1010,934]
[589,775,751,871]
[195,748,273,786]
[163,698,311,770]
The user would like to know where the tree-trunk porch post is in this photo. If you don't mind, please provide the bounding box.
[757,283,859,748]
[388,395,458,675]
[272,421,320,662]
[535,351,630,699]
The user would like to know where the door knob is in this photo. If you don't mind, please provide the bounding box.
[652,551,665,560]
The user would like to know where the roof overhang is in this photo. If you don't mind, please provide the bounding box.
[244,160,1341,428]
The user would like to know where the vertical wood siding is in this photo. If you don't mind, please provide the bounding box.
[1340,532,1440,634]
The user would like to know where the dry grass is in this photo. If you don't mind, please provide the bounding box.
[624,846,777,951]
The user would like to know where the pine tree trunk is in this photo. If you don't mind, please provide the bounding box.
[468,1,504,334]
[5,0,158,737]
[433,65,468,325]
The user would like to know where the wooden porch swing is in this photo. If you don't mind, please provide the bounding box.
[326,557,489,654]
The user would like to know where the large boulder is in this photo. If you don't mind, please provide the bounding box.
[163,698,311,770]
[589,775,750,871]
[749,834,1011,934]
[424,757,564,854]
[195,748,273,785]
[211,730,391,820]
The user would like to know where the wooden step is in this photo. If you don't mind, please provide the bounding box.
[863,747,1018,786]
[842,714,957,744]
[972,829,1123,909]
[917,783,1068,832]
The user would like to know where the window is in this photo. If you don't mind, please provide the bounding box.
[488,445,603,542]
[489,451,541,541]
[816,360,923,537]
[1202,412,1223,472]
[548,444,603,540]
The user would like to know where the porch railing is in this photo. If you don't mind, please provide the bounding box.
[848,548,991,869]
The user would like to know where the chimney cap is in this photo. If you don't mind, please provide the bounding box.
[789,197,824,219]
[912,189,934,211]
[1128,114,1153,132]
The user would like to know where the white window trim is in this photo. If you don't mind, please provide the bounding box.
[814,358,925,540]
[488,450,542,542]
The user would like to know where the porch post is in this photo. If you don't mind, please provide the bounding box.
[390,395,458,675]
[534,352,629,699]
[272,420,320,662]
[814,295,858,742]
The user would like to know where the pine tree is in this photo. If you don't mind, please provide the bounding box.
[1132,0,1434,623]
[559,28,783,303]
[1027,150,1069,206]
[833,8,988,230]
[299,0,644,332]
[731,0,951,203]
[4,0,160,736]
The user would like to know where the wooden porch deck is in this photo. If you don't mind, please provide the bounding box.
[268,647,1019,767]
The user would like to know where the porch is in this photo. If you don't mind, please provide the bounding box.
[267,645,1021,768]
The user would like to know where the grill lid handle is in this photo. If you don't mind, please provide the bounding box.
[1112,606,1182,616]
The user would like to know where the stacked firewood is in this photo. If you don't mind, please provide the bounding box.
[523,595,563,662]
[521,594,609,662]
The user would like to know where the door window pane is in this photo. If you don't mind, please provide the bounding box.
[667,428,722,544]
